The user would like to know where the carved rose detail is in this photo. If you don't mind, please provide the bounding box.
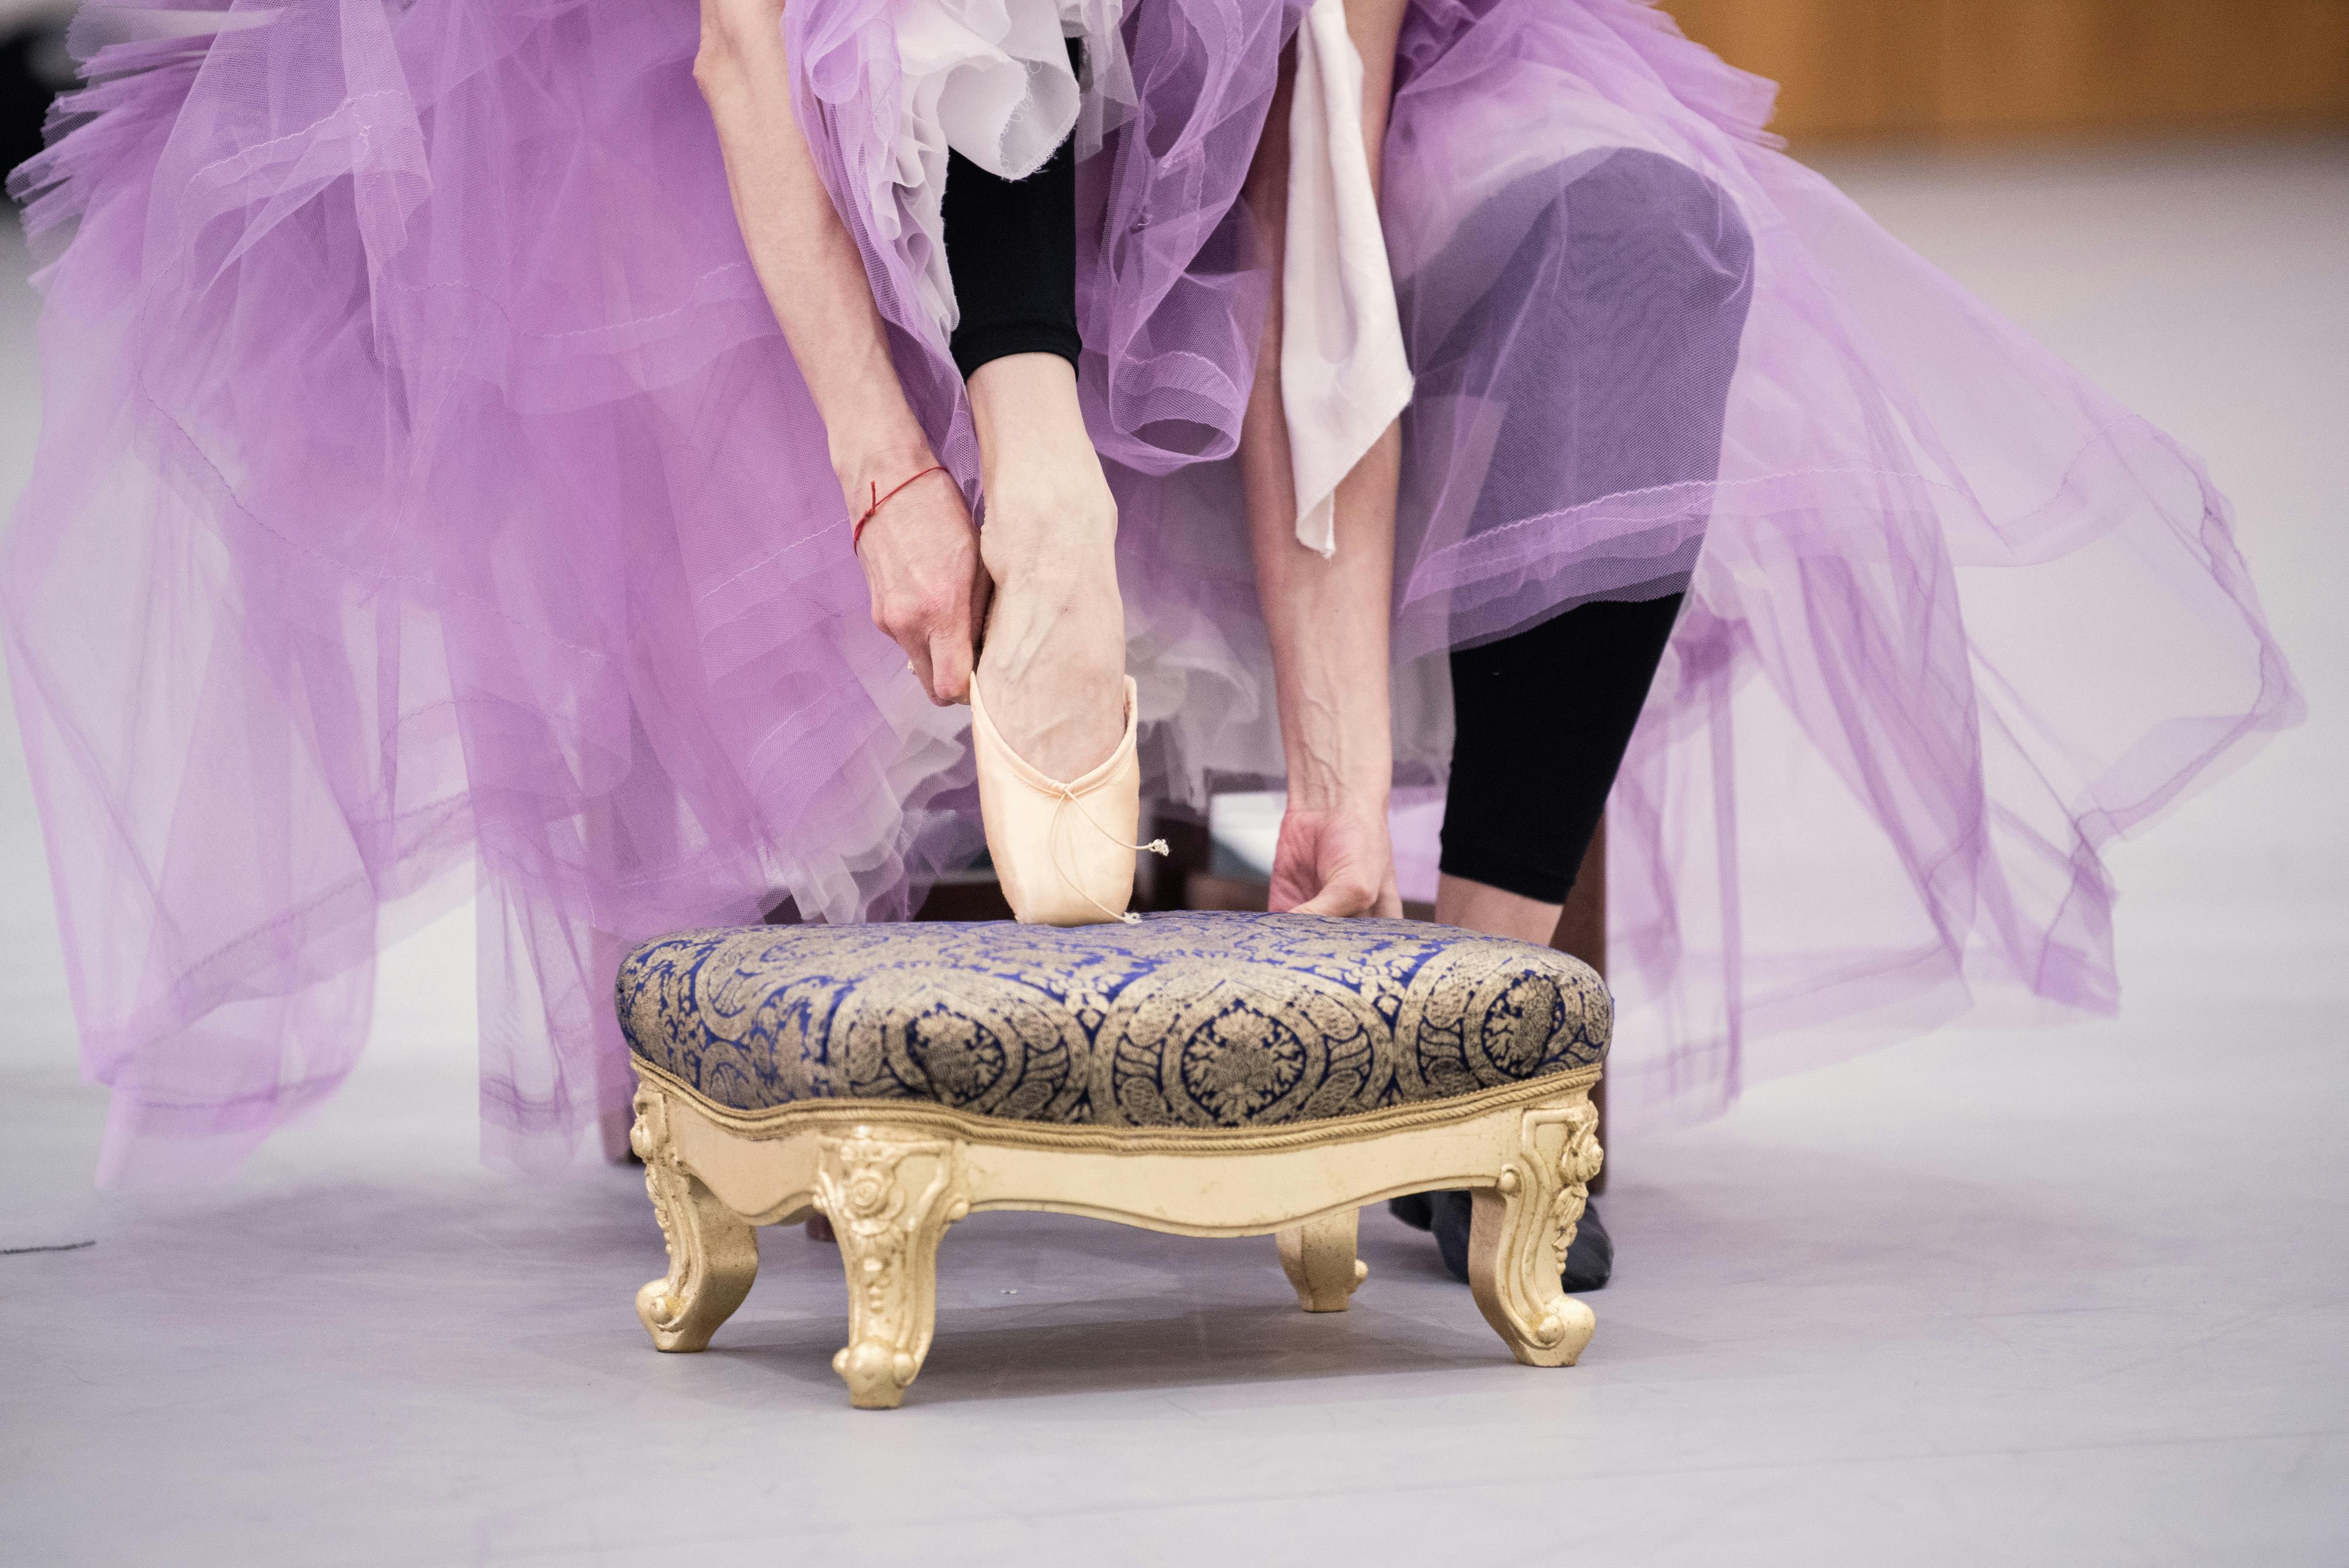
[633,1090,694,1323]
[1547,1104,1603,1268]
[816,1126,967,1406]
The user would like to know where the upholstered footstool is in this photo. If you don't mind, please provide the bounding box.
[615,911,1609,1408]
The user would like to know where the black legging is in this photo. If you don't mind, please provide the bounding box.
[939,41,1085,379]
[1441,593,1687,904]
[943,114,1754,906]
[1433,150,1754,904]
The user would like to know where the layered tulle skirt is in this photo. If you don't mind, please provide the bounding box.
[6,0,2298,1180]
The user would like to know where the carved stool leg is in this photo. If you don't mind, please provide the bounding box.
[1466,1097,1604,1367]
[631,1087,759,1352]
[816,1124,970,1409]
[1277,1209,1368,1312]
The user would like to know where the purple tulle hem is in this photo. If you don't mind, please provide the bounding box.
[5,0,2298,1181]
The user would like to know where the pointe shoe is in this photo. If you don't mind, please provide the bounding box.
[968,671,1167,926]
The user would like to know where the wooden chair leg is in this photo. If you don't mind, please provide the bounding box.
[816,1125,970,1409]
[632,1088,759,1352]
[1277,1209,1368,1311]
[1466,1099,1604,1367]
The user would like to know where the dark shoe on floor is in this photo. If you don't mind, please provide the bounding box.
[1430,1189,1472,1281]
[1561,1199,1613,1293]
[1429,1190,1612,1293]
[1388,1193,1435,1231]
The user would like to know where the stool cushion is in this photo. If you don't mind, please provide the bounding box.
[618,912,1607,1129]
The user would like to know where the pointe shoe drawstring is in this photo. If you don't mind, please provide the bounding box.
[1049,784,1169,925]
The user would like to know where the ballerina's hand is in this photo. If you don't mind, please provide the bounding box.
[1268,801,1403,919]
[852,464,990,705]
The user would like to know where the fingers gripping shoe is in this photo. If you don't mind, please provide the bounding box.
[968,672,1167,926]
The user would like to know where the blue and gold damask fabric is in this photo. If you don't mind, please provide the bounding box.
[617,913,1608,1128]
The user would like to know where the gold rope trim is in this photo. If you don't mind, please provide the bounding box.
[630,1058,1600,1155]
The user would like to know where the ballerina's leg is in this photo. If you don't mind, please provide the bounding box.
[945,64,1129,788]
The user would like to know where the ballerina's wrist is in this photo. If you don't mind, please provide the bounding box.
[1284,761,1391,818]
[1280,714,1393,815]
[834,442,941,514]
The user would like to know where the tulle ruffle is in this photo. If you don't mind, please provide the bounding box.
[877,0,1135,333]
[9,0,997,1178]
[1104,0,2301,1123]
[5,0,2298,1179]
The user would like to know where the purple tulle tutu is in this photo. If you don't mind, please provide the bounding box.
[7,0,2298,1181]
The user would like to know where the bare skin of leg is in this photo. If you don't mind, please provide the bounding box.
[968,354,1129,782]
[1435,874,1564,945]
[696,0,983,704]
[1243,0,1411,917]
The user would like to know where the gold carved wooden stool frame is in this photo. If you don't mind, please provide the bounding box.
[628,1059,1604,1408]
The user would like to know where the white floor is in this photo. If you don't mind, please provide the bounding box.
[3,136,2346,1567]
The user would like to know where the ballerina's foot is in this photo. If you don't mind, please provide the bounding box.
[966,354,1130,782]
[976,503,1128,783]
[968,469,1157,927]
[961,353,1155,926]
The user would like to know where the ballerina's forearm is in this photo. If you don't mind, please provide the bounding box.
[1241,0,1410,816]
[695,0,932,492]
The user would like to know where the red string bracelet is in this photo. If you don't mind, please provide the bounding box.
[852,464,951,554]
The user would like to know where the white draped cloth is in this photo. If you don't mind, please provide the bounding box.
[1278,0,1413,555]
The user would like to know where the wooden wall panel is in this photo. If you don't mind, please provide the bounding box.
[1934,0,2349,135]
[1665,0,2349,142]
[1665,0,1938,139]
